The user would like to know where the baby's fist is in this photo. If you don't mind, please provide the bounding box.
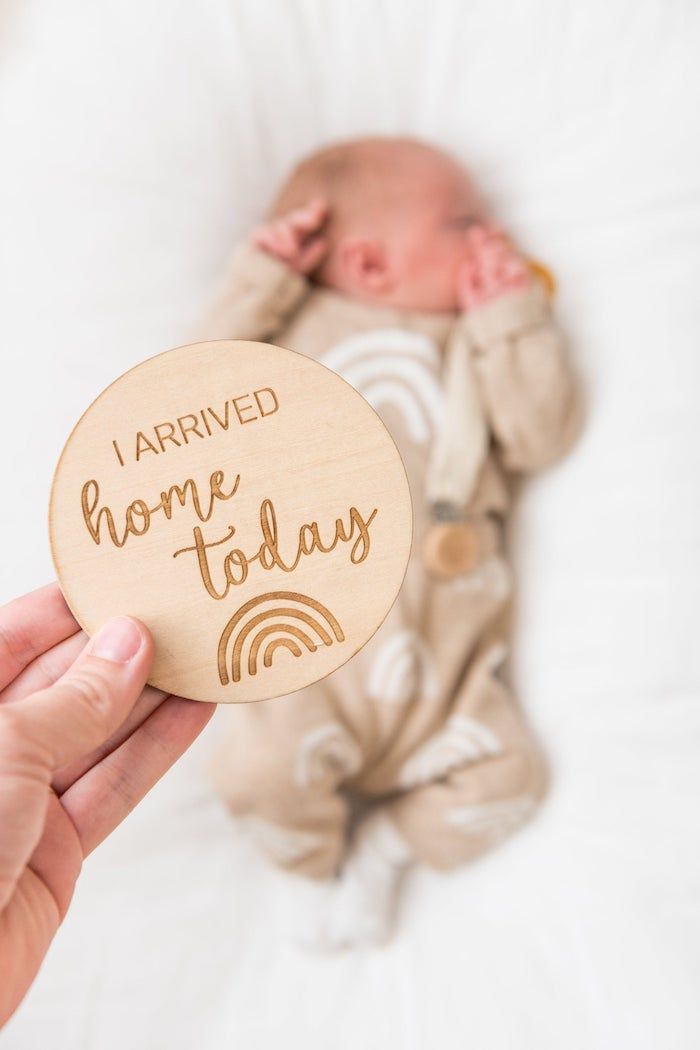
[252,198,329,275]
[457,226,531,311]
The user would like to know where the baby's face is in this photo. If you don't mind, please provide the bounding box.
[328,147,487,313]
[376,153,486,312]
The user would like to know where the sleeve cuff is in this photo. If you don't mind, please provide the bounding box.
[461,282,551,347]
[225,242,309,317]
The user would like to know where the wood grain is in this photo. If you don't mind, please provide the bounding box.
[49,341,412,703]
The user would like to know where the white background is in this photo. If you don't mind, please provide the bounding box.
[1,1,699,1047]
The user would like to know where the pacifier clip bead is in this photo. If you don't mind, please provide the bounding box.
[422,501,481,580]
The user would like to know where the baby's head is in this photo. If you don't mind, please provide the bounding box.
[271,137,486,313]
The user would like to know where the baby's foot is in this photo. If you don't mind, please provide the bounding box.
[280,873,336,951]
[323,812,413,950]
[281,814,412,952]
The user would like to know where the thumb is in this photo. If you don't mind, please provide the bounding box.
[297,236,328,274]
[4,616,154,773]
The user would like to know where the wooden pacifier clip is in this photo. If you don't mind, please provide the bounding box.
[422,501,482,581]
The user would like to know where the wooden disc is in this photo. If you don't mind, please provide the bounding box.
[422,521,479,580]
[49,341,412,703]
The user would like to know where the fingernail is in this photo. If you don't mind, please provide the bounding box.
[90,617,143,663]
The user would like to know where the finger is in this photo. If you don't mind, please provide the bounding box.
[480,241,512,285]
[52,683,168,793]
[296,236,328,273]
[2,617,153,772]
[255,225,295,261]
[60,696,215,855]
[502,255,530,282]
[0,794,82,1022]
[0,583,80,692]
[0,616,153,917]
[270,221,298,258]
[483,244,529,291]
[251,225,279,252]
[306,197,329,219]
[287,198,329,234]
[27,791,83,920]
[466,226,505,263]
[501,273,533,295]
[0,630,86,704]
[253,224,297,258]
[252,229,272,250]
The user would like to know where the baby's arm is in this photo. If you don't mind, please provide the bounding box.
[458,228,578,473]
[193,199,328,343]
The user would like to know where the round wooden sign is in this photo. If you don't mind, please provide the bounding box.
[50,341,412,703]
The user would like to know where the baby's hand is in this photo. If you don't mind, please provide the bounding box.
[457,226,532,311]
[252,198,329,274]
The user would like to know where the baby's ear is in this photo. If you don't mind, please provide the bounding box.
[338,236,392,293]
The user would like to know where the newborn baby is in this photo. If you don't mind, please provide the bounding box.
[196,137,577,947]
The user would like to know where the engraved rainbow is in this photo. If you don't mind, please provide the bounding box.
[217,590,345,685]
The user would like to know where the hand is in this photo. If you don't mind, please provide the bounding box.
[457,225,532,311]
[252,198,329,274]
[0,584,214,1026]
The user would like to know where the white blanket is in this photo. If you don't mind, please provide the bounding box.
[2,1,699,1047]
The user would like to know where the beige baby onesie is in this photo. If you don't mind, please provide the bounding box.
[195,244,577,878]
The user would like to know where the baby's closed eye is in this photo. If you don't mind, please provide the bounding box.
[446,214,480,231]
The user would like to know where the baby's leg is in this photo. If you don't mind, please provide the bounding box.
[387,642,546,870]
[321,644,545,948]
[310,808,412,949]
[209,687,362,880]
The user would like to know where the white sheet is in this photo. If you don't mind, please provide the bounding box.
[2,1,699,1047]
